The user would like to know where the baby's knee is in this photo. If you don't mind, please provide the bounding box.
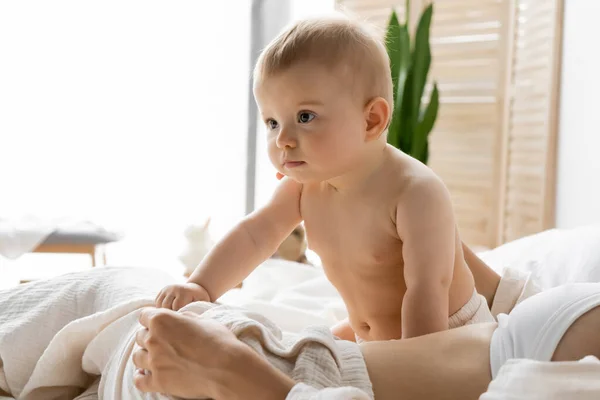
[331,320,357,342]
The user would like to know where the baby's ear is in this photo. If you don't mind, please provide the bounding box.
[363,97,390,141]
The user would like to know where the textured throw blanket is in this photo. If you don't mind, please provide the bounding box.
[0,267,173,399]
[0,267,372,400]
[100,301,372,399]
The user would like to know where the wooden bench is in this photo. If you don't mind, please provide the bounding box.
[32,227,121,266]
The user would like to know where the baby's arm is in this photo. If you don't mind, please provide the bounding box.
[187,177,303,302]
[396,176,455,339]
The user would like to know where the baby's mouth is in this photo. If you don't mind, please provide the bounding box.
[283,161,306,169]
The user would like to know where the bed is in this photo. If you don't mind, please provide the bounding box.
[2,225,600,399]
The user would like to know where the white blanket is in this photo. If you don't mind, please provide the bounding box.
[0,267,175,399]
[480,356,600,399]
[0,266,372,400]
[218,259,347,333]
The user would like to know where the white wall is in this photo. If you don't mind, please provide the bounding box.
[555,1,600,228]
[0,1,251,271]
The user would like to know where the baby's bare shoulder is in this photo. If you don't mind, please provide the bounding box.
[384,148,443,192]
[384,149,451,213]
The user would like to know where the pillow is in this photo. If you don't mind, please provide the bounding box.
[478,225,600,289]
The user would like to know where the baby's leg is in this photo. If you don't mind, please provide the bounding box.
[331,318,357,342]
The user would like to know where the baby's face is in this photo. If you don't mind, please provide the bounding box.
[254,63,368,184]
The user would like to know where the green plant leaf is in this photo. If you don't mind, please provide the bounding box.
[387,121,399,149]
[410,4,433,137]
[385,11,402,109]
[387,101,401,149]
[385,3,439,163]
[395,24,410,120]
[412,82,439,163]
[390,26,410,151]
[385,9,410,152]
[398,67,414,153]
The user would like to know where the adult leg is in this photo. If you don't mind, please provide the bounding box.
[552,305,600,361]
[360,323,497,400]
[462,242,501,309]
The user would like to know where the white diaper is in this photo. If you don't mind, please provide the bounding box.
[489,283,600,378]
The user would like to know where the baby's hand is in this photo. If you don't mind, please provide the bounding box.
[155,282,211,311]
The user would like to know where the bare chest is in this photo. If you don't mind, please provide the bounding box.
[300,189,401,269]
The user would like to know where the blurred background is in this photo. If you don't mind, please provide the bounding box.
[1,0,597,285]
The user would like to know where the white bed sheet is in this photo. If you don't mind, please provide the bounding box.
[218,259,347,333]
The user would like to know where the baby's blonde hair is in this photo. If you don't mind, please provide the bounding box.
[254,13,393,112]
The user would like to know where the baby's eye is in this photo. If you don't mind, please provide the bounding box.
[297,112,316,124]
[266,119,279,130]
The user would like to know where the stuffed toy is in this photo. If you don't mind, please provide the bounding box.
[180,219,311,277]
[179,218,214,277]
[272,224,311,265]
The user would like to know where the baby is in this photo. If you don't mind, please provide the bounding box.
[156,14,494,341]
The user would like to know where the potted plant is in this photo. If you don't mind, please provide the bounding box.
[385,1,439,164]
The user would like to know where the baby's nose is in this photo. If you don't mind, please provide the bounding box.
[276,128,297,148]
